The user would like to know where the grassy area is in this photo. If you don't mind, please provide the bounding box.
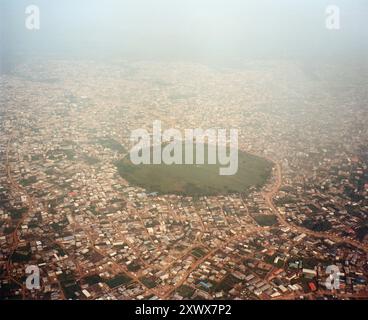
[215,274,241,292]
[97,138,126,153]
[105,273,132,288]
[253,214,278,227]
[116,144,272,196]
[58,272,81,300]
[20,176,37,187]
[82,154,100,165]
[191,247,207,259]
[357,225,368,242]
[302,218,332,232]
[11,243,32,263]
[176,285,195,298]
[9,207,28,220]
[140,276,157,289]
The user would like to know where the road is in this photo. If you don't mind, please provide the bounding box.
[4,137,37,298]
[263,162,368,253]
[3,138,367,299]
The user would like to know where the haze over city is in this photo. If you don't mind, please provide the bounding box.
[0,0,368,302]
[1,0,368,68]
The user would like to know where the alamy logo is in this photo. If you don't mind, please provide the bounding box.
[326,5,340,30]
[25,265,40,290]
[325,265,340,290]
[130,121,239,176]
[25,5,40,30]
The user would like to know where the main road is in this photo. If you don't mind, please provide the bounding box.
[263,162,368,253]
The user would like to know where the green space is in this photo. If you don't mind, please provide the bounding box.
[215,274,242,292]
[105,273,132,288]
[356,225,368,242]
[46,148,76,161]
[191,247,207,259]
[2,226,15,235]
[11,243,32,263]
[140,276,157,289]
[82,154,100,165]
[58,272,81,300]
[116,143,272,196]
[302,218,332,232]
[97,138,126,153]
[20,176,37,187]
[9,207,28,220]
[253,214,278,227]
[176,285,195,298]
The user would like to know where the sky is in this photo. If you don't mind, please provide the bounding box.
[1,0,368,71]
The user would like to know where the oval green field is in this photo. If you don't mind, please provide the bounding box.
[116,145,273,196]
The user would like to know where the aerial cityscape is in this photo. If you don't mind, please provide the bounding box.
[0,0,368,302]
